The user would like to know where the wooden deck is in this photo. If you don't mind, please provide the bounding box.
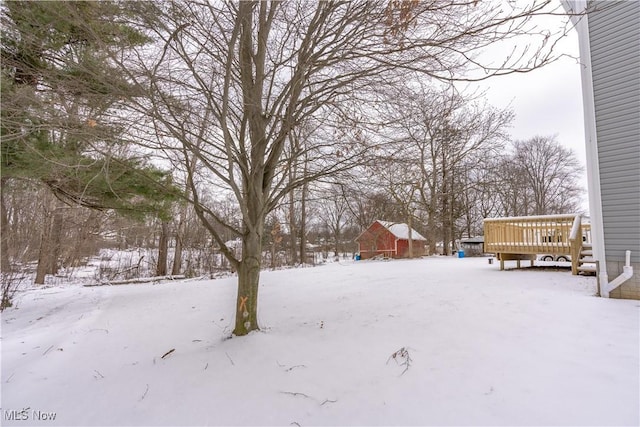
[484,214,592,274]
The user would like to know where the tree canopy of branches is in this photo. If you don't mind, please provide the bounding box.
[374,82,512,254]
[108,0,575,336]
[496,135,583,216]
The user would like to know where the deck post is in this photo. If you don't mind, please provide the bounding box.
[569,215,582,275]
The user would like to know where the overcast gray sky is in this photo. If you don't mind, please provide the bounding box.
[473,7,588,210]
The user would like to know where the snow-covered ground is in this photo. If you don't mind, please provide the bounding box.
[2,256,639,426]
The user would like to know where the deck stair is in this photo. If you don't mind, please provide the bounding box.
[577,243,597,275]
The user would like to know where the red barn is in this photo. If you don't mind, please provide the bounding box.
[355,220,427,260]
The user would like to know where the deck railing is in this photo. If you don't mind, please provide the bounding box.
[569,216,582,275]
[484,214,591,274]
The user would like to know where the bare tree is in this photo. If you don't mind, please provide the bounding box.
[511,135,583,215]
[171,199,188,276]
[342,179,399,232]
[156,221,169,276]
[34,196,65,284]
[372,151,422,257]
[493,156,534,216]
[477,136,583,219]
[1,179,13,272]
[284,125,315,265]
[115,0,574,335]
[317,184,351,259]
[379,82,511,254]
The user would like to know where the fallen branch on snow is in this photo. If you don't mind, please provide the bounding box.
[225,352,235,366]
[85,275,186,287]
[280,391,337,407]
[107,256,145,281]
[387,346,412,375]
[280,391,312,399]
[276,361,306,372]
[139,384,149,401]
[161,348,175,359]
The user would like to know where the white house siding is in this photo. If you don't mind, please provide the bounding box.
[588,1,640,299]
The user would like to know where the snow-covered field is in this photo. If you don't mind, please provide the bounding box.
[2,256,639,426]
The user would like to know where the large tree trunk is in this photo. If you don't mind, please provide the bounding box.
[288,162,298,265]
[35,198,65,284]
[172,190,190,276]
[234,228,262,336]
[426,215,437,255]
[298,175,308,264]
[1,179,11,272]
[407,212,414,258]
[69,210,99,268]
[288,190,298,265]
[48,206,64,274]
[156,221,169,276]
[425,182,438,255]
[35,196,60,284]
[34,215,53,285]
[449,167,456,253]
[171,231,183,276]
[270,238,277,269]
[171,210,185,276]
[442,166,451,256]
